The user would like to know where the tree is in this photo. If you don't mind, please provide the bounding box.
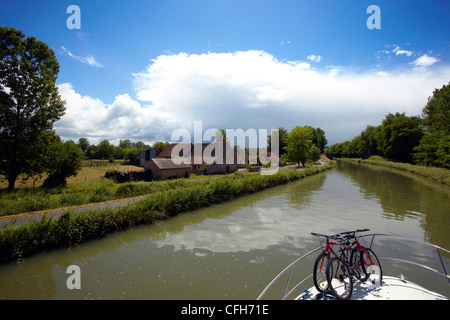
[153,141,170,149]
[413,132,450,168]
[95,140,115,159]
[309,145,321,163]
[215,129,229,143]
[119,139,134,149]
[310,127,328,153]
[0,27,65,189]
[421,82,450,135]
[283,126,313,167]
[124,147,141,165]
[414,83,450,168]
[42,135,83,188]
[78,138,90,153]
[358,125,379,156]
[376,113,423,163]
[267,127,288,156]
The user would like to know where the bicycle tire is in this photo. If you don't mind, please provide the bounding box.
[313,252,330,292]
[360,248,383,284]
[349,248,364,280]
[326,257,353,300]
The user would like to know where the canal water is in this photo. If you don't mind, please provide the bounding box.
[1,161,449,299]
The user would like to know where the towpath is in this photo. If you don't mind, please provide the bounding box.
[0,195,147,229]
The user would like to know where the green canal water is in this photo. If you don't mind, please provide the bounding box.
[1,161,449,299]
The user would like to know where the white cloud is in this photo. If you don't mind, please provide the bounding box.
[411,54,440,69]
[55,83,176,144]
[393,46,413,56]
[55,50,450,145]
[307,54,322,63]
[60,46,104,68]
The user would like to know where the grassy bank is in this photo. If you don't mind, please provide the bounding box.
[0,178,196,217]
[0,163,335,263]
[0,162,147,217]
[339,157,450,186]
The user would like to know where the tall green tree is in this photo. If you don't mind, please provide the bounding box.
[414,82,450,168]
[0,27,65,189]
[358,125,379,156]
[421,82,450,135]
[309,127,328,153]
[376,113,423,163]
[283,126,313,167]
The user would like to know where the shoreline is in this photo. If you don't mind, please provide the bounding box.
[0,163,335,264]
[337,158,450,186]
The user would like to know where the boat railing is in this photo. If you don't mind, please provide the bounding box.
[256,245,324,300]
[360,233,450,284]
[256,233,450,300]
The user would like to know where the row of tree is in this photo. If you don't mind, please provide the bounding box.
[325,82,450,168]
[77,138,169,165]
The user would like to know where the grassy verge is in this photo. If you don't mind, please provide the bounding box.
[0,178,196,217]
[339,157,450,186]
[0,162,147,217]
[0,163,335,263]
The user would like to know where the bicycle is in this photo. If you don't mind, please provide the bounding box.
[311,232,341,292]
[325,229,383,299]
[339,229,383,284]
[325,235,355,299]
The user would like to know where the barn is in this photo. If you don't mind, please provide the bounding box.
[143,158,191,180]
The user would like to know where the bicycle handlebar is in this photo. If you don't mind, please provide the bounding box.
[311,232,341,239]
[311,229,369,240]
[339,228,369,235]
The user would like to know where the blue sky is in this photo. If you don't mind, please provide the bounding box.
[2,0,450,146]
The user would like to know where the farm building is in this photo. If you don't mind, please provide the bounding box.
[143,158,191,180]
[140,142,243,176]
[139,147,163,167]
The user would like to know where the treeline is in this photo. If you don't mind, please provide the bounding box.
[326,82,450,168]
[76,139,169,165]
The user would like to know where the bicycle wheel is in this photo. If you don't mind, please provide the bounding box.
[313,252,330,292]
[326,258,353,300]
[349,248,364,280]
[360,248,383,284]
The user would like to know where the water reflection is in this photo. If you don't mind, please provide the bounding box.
[1,164,449,300]
[337,161,450,248]
[148,172,328,254]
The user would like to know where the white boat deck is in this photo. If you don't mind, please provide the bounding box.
[297,276,448,300]
[257,233,450,301]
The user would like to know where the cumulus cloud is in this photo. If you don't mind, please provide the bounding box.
[411,54,440,69]
[55,83,176,144]
[132,50,449,144]
[60,46,104,68]
[55,50,450,145]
